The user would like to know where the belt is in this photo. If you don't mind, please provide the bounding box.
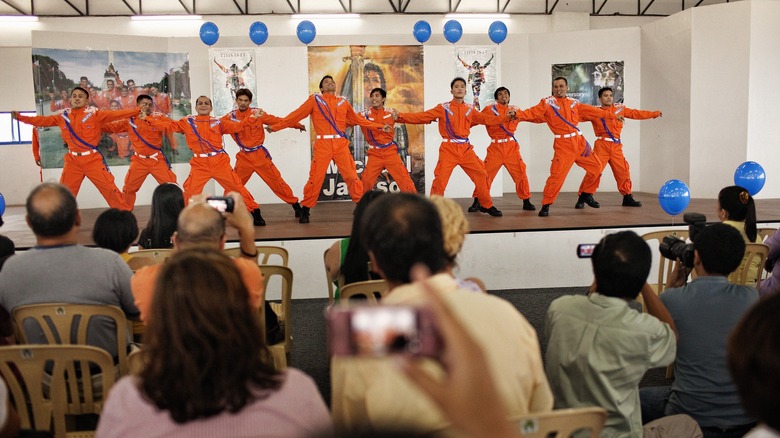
[135,152,159,159]
[196,151,220,158]
[441,138,469,143]
[316,134,344,139]
[491,138,515,143]
[70,149,97,157]
[554,131,581,139]
[596,136,621,143]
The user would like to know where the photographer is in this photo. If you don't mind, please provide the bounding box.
[641,223,759,437]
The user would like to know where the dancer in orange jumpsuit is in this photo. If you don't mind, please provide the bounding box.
[222,89,303,218]
[578,86,662,207]
[12,87,138,209]
[359,88,417,194]
[468,86,539,213]
[395,77,514,217]
[266,75,389,224]
[142,95,266,226]
[103,94,178,210]
[524,77,618,217]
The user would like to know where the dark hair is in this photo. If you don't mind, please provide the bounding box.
[728,293,780,431]
[136,94,152,105]
[494,87,510,100]
[450,77,467,89]
[591,231,651,299]
[26,183,78,238]
[598,87,613,98]
[141,248,281,423]
[553,77,568,86]
[719,185,757,242]
[362,193,448,284]
[92,209,138,254]
[139,184,184,249]
[195,95,212,105]
[319,75,334,89]
[364,63,386,90]
[71,86,90,97]
[369,88,386,99]
[235,88,253,101]
[341,191,387,285]
[693,223,746,276]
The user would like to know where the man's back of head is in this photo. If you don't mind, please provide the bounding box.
[26,183,78,238]
[693,223,745,276]
[174,203,225,249]
[592,231,651,300]
[362,193,448,285]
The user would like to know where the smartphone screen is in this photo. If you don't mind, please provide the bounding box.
[206,196,234,213]
[577,243,597,258]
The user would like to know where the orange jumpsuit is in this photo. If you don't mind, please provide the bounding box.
[17,106,139,209]
[103,113,178,209]
[471,103,540,201]
[397,100,508,209]
[578,105,661,196]
[268,93,385,208]
[222,108,300,205]
[524,96,616,206]
[359,107,416,193]
[146,114,260,211]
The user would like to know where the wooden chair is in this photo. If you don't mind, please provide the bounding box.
[512,407,607,437]
[0,344,116,438]
[260,265,293,370]
[12,304,131,377]
[223,245,289,266]
[127,348,145,376]
[126,248,173,270]
[324,248,337,304]
[339,279,389,304]
[729,243,769,287]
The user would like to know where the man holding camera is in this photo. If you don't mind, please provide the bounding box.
[641,223,759,436]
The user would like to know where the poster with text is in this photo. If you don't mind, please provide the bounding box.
[31,48,191,168]
[454,47,498,112]
[552,61,624,105]
[308,45,425,201]
[209,49,257,117]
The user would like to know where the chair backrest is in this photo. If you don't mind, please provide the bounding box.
[324,248,336,304]
[260,265,293,355]
[126,248,173,269]
[641,230,689,294]
[12,303,130,377]
[223,245,289,266]
[127,348,145,376]
[730,243,769,287]
[0,344,116,438]
[512,407,607,437]
[339,280,389,304]
[758,227,777,243]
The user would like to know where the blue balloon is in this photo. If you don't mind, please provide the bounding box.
[249,21,269,45]
[734,161,766,196]
[658,179,691,216]
[199,22,219,46]
[413,20,431,44]
[0,192,5,217]
[443,20,463,44]
[488,21,508,44]
[296,20,316,45]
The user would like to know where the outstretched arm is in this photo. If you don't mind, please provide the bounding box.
[484,54,494,68]
[267,96,315,132]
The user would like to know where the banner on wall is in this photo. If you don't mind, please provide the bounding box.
[209,49,257,117]
[307,45,425,201]
[454,47,498,111]
[552,61,624,105]
[31,48,192,168]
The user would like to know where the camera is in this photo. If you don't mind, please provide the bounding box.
[206,196,234,213]
[658,212,707,268]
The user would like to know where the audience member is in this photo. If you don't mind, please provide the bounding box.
[330,193,552,435]
[138,183,184,249]
[92,208,139,263]
[728,293,780,438]
[324,190,385,302]
[718,185,761,283]
[641,223,759,437]
[0,214,14,271]
[0,183,139,358]
[96,248,331,437]
[759,229,780,296]
[0,378,20,438]
[429,195,486,292]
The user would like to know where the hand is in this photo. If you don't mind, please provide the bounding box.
[666,259,690,289]
[390,108,399,121]
[507,109,517,120]
[298,125,307,132]
[265,126,273,133]
[658,112,663,117]
[138,111,146,121]
[10,111,19,120]
[223,192,254,233]
[381,124,392,133]
[35,160,41,167]
[618,116,625,122]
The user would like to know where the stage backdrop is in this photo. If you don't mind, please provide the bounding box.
[454,46,498,112]
[552,61,624,105]
[209,49,257,117]
[31,48,192,168]
[307,45,425,201]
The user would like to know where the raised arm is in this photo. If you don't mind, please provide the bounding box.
[102,119,129,134]
[640,282,678,340]
[12,111,61,128]
[622,106,662,120]
[96,107,141,124]
[396,105,442,125]
[345,104,386,130]
[472,109,509,127]
[268,96,315,132]
[578,103,618,120]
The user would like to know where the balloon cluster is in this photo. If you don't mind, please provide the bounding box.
[411,20,509,44]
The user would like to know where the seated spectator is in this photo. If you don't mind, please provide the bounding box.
[0,214,14,271]
[138,183,184,249]
[429,195,486,292]
[92,208,138,263]
[759,229,779,297]
[0,183,139,358]
[96,248,331,437]
[728,293,780,438]
[330,193,552,435]
[718,185,761,283]
[641,223,759,436]
[324,190,385,302]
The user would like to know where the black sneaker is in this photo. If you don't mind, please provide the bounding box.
[622,194,642,207]
[538,204,550,217]
[251,208,266,226]
[292,202,302,217]
[299,206,310,224]
[522,199,536,211]
[467,198,481,213]
[480,206,503,217]
[576,193,600,209]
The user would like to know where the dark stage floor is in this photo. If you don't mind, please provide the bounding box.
[3,191,780,249]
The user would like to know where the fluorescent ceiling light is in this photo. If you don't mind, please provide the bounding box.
[292,14,360,19]
[445,13,510,19]
[0,15,39,22]
[131,15,203,21]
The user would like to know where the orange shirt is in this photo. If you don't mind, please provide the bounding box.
[221,108,300,149]
[268,93,384,135]
[103,113,173,155]
[147,114,248,155]
[397,99,508,140]
[17,106,140,153]
[524,96,615,136]
[581,104,661,139]
[359,107,396,147]
[131,257,264,322]
[481,103,541,140]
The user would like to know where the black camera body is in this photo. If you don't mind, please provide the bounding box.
[658,212,707,268]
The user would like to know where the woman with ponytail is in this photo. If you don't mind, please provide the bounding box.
[718,185,761,283]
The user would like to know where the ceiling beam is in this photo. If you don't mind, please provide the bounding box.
[388,0,398,13]
[1,0,28,14]
[120,0,137,14]
[231,0,244,14]
[61,0,84,15]
[177,0,191,14]
[594,0,609,14]
[547,0,561,14]
[401,0,411,13]
[639,0,657,14]
[500,0,511,13]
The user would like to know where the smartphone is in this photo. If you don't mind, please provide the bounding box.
[577,243,597,258]
[326,305,441,358]
[206,196,234,213]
